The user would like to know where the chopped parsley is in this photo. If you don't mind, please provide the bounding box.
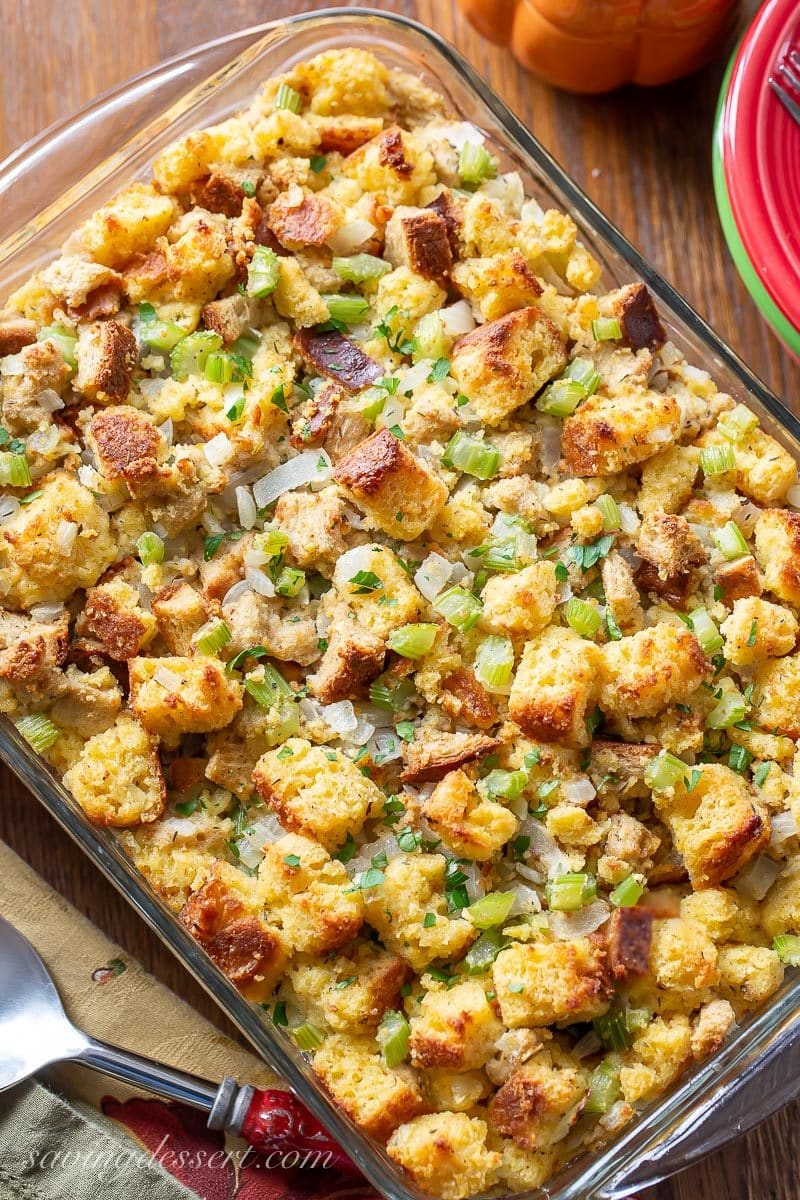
[423,912,437,928]
[395,720,415,742]
[309,155,328,173]
[349,570,383,593]
[428,356,451,382]
[334,834,357,864]
[747,619,758,646]
[284,854,301,867]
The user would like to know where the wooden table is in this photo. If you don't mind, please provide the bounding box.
[1,2,797,1197]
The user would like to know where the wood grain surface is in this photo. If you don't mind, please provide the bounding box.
[0,2,797,1197]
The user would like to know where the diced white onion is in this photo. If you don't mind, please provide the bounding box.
[204,432,233,467]
[438,121,486,151]
[237,812,286,869]
[321,700,359,736]
[519,817,571,877]
[252,450,331,509]
[573,1030,603,1059]
[618,504,640,534]
[327,220,377,255]
[538,417,562,475]
[30,602,66,623]
[333,544,378,588]
[509,884,542,915]
[397,360,433,395]
[55,520,78,554]
[154,665,183,691]
[236,485,257,530]
[221,580,252,607]
[77,464,99,490]
[770,810,799,846]
[345,834,400,880]
[561,777,596,806]
[515,863,545,885]
[159,817,198,839]
[370,731,404,764]
[36,388,65,413]
[440,301,476,337]
[158,417,173,446]
[347,718,376,746]
[549,900,610,940]
[0,496,20,524]
[414,552,453,601]
[735,853,781,901]
[786,484,800,509]
[27,426,60,455]
[246,567,276,598]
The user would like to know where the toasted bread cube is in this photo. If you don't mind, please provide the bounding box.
[78,183,177,267]
[480,561,559,641]
[274,487,350,574]
[88,405,166,484]
[754,509,800,607]
[691,999,737,1061]
[129,656,243,740]
[610,282,666,351]
[334,430,447,540]
[562,386,681,477]
[0,317,36,357]
[600,552,645,635]
[761,866,800,938]
[362,854,476,971]
[422,769,517,862]
[152,117,254,192]
[83,577,157,661]
[0,608,69,686]
[401,728,501,786]
[493,939,611,1028]
[387,1113,501,1200]
[63,714,165,827]
[179,862,286,1002]
[312,113,385,154]
[74,320,137,405]
[619,1015,692,1104]
[714,556,762,607]
[450,306,567,426]
[597,811,660,885]
[333,545,422,636]
[636,513,706,585]
[258,833,364,953]
[452,250,542,322]
[342,125,435,205]
[721,597,798,666]
[509,626,602,747]
[384,206,452,282]
[653,763,770,889]
[40,255,119,311]
[152,581,209,655]
[716,945,784,1013]
[607,907,654,981]
[754,652,800,738]
[267,190,341,249]
[288,943,407,1032]
[253,737,384,851]
[637,445,700,516]
[0,473,116,610]
[409,980,503,1070]
[313,1034,427,1141]
[632,917,719,1013]
[296,47,390,115]
[700,427,797,505]
[680,887,761,944]
[1,339,71,434]
[272,257,329,327]
[308,616,385,703]
[487,1047,587,1151]
[599,624,710,721]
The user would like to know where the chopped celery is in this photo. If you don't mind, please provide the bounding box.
[16,713,60,753]
[466,891,516,930]
[377,1010,410,1067]
[434,585,482,632]
[246,246,280,299]
[136,532,165,566]
[474,635,514,692]
[170,331,223,380]
[387,623,438,659]
[442,431,500,480]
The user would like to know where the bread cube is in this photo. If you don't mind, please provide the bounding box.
[714,556,762,607]
[334,429,447,540]
[508,626,602,747]
[333,544,422,636]
[562,386,681,477]
[267,190,341,249]
[636,513,706,587]
[409,980,503,1070]
[422,769,517,862]
[78,183,177,267]
[129,655,243,740]
[652,763,770,889]
[480,561,558,641]
[88,405,166,484]
[342,125,435,205]
[152,117,255,192]
[274,487,350,574]
[313,1033,427,1141]
[599,624,710,721]
[487,1047,587,1151]
[601,552,645,634]
[716,945,784,1013]
[252,737,384,851]
[387,1113,501,1200]
[754,652,800,737]
[492,939,611,1028]
[761,866,800,938]
[158,210,235,306]
[362,854,476,971]
[450,306,567,426]
[633,917,719,1013]
[607,906,654,981]
[721,597,798,666]
[308,616,385,703]
[152,581,209,655]
[401,728,501,786]
[0,473,116,610]
[63,714,165,827]
[680,887,761,944]
[700,427,797,505]
[74,321,137,405]
[452,250,542,321]
[637,445,700,516]
[288,943,407,1032]
[619,1015,692,1104]
[384,206,452,282]
[1,339,71,434]
[754,508,800,607]
[258,833,364,953]
[691,999,737,1061]
[83,577,157,660]
[272,257,329,327]
[40,255,119,311]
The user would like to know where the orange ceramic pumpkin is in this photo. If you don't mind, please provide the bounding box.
[457,0,739,93]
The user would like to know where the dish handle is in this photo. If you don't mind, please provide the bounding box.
[595,1011,800,1198]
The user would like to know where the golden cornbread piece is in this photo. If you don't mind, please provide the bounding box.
[362,854,476,971]
[152,581,209,656]
[487,1047,587,1151]
[422,769,518,862]
[450,306,567,426]
[409,980,503,1070]
[680,887,761,945]
[619,1015,692,1104]
[288,943,407,1033]
[754,508,800,607]
[77,183,176,267]
[83,577,158,661]
[341,125,435,205]
[754,652,800,738]
[129,656,243,740]
[637,445,700,516]
[273,258,329,327]
[451,250,542,321]
[313,1033,427,1141]
[273,487,350,574]
[509,626,602,747]
[760,867,800,939]
[258,833,364,954]
[63,714,165,827]
[333,545,421,637]
[87,405,167,484]
[630,917,719,1014]
[562,386,681,477]
[479,561,559,641]
[252,737,384,851]
[698,427,797,504]
[720,597,798,666]
[653,764,770,889]
[492,939,611,1028]
[599,624,710,720]
[716,945,784,1014]
[387,1113,501,1200]
[334,429,447,540]
[0,473,116,610]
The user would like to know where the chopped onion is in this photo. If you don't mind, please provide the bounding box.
[770,811,799,847]
[221,580,252,607]
[204,432,233,467]
[573,1030,603,1059]
[245,567,276,598]
[346,718,376,746]
[786,484,800,509]
[537,416,562,475]
[36,388,64,413]
[549,900,609,940]
[438,121,486,151]
[30,602,66,623]
[735,854,781,901]
[0,496,20,525]
[236,485,257,530]
[159,817,198,840]
[253,450,332,509]
[509,884,542,915]
[397,360,433,394]
[27,426,60,455]
[321,700,359,736]
[515,863,545,885]
[154,665,183,691]
[440,301,476,337]
[55,520,78,554]
[618,504,640,534]
[327,220,377,256]
[158,417,173,446]
[333,544,378,588]
[519,817,571,877]
[414,552,453,601]
[370,731,404,764]
[346,834,400,880]
[561,777,596,806]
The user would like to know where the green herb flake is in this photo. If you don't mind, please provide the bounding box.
[284,853,301,868]
[396,720,415,742]
[422,912,437,928]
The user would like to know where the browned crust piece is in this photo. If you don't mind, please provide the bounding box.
[376,126,415,178]
[81,320,138,404]
[294,328,382,393]
[487,1071,548,1150]
[310,620,386,704]
[192,172,246,217]
[290,381,343,449]
[0,613,69,685]
[636,513,707,606]
[0,318,37,356]
[607,907,654,981]
[426,191,464,258]
[612,282,666,352]
[201,294,248,346]
[334,426,407,496]
[401,729,502,785]
[589,739,659,783]
[267,192,339,248]
[702,808,770,889]
[387,209,452,282]
[83,590,150,662]
[89,407,161,482]
[70,281,123,323]
[441,668,497,730]
[714,557,762,606]
[315,116,384,155]
[122,251,169,298]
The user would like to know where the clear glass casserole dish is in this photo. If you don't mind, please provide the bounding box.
[1,10,800,1199]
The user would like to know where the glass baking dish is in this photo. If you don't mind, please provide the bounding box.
[1,10,800,1199]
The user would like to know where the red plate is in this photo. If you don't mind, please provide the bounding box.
[721,0,800,332]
